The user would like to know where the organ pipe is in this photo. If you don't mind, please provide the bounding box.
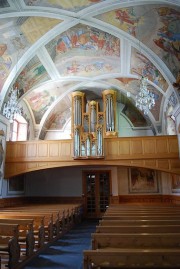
[103,89,117,137]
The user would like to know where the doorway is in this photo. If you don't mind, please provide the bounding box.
[83,171,111,218]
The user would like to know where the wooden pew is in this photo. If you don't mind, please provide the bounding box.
[104,212,180,217]
[102,214,180,220]
[0,218,35,257]
[83,248,180,268]
[91,232,180,250]
[104,205,180,214]
[0,223,20,269]
[1,204,81,238]
[99,219,180,226]
[1,208,68,239]
[96,224,180,233]
[106,205,180,210]
[84,204,180,269]
[0,213,45,249]
[0,203,83,269]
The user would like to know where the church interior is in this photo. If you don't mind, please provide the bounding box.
[0,0,180,268]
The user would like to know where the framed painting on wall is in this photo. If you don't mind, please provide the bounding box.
[171,174,180,193]
[129,167,159,193]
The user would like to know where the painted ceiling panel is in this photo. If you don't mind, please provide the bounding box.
[0,16,61,92]
[20,17,61,44]
[26,89,56,124]
[0,18,30,91]
[121,101,149,127]
[15,55,50,97]
[25,80,76,124]
[45,24,120,77]
[131,47,169,92]
[24,0,105,12]
[147,85,163,122]
[44,96,71,130]
[96,5,180,77]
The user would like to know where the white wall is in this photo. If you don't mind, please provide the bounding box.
[118,114,154,137]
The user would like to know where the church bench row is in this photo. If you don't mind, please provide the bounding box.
[0,223,20,269]
[104,211,180,216]
[96,224,180,233]
[2,203,82,233]
[91,232,180,249]
[102,214,180,220]
[83,204,180,268]
[104,207,180,216]
[99,219,180,226]
[0,203,83,269]
[0,209,76,241]
[83,248,180,268]
[0,218,34,257]
[0,213,45,249]
[106,205,180,210]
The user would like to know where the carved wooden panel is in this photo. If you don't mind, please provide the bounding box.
[49,143,59,157]
[16,144,26,158]
[168,137,179,153]
[143,139,156,154]
[119,140,130,155]
[6,144,15,159]
[156,138,168,154]
[131,139,143,155]
[59,141,72,159]
[106,140,119,157]
[38,143,48,157]
[27,143,37,157]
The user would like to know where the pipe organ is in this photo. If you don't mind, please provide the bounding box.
[72,90,117,159]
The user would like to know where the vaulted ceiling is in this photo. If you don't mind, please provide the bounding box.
[0,0,179,139]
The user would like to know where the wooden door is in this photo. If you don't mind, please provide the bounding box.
[83,171,111,218]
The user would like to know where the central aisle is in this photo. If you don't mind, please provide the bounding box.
[21,219,98,269]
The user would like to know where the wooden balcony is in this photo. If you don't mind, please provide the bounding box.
[5,135,180,178]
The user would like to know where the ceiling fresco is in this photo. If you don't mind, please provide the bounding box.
[24,0,105,11]
[45,24,120,77]
[20,17,61,44]
[0,0,179,139]
[24,80,77,124]
[0,16,60,91]
[130,48,168,92]
[96,5,180,77]
[15,55,51,97]
[41,95,71,139]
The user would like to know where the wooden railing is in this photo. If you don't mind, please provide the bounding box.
[5,135,180,178]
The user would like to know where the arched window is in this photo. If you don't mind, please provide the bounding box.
[11,114,28,141]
